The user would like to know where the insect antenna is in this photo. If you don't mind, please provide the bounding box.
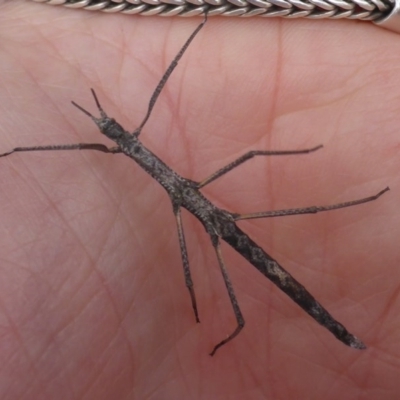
[71,88,107,121]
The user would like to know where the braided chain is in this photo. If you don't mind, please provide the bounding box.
[31,0,393,20]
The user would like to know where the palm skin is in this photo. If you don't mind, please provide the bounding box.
[0,2,399,399]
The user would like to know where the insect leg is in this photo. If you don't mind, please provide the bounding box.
[197,145,322,188]
[209,235,244,356]
[0,143,122,158]
[174,207,200,323]
[134,14,208,136]
[232,187,389,221]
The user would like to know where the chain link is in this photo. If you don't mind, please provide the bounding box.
[31,0,393,20]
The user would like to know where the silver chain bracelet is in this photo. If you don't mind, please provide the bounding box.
[30,0,400,32]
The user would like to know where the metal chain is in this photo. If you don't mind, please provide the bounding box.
[31,0,394,20]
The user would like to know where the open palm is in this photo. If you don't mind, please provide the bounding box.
[0,2,399,399]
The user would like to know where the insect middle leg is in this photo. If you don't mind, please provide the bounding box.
[0,143,122,158]
[194,143,388,219]
[197,145,323,188]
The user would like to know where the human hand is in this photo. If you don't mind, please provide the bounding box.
[0,2,399,399]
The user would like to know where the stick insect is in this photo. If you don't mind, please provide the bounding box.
[1,16,389,356]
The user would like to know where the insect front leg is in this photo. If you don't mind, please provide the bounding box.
[197,145,323,188]
[173,206,200,323]
[209,235,244,356]
[0,143,122,158]
[134,15,207,137]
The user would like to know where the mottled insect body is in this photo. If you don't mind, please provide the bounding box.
[1,17,389,355]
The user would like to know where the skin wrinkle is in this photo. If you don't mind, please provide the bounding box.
[76,334,123,400]
[278,84,360,124]
[280,62,375,119]
[0,295,46,397]
[105,40,128,108]
[335,350,368,392]
[12,264,60,340]
[82,23,126,60]
[20,24,86,122]
[198,138,289,215]
[318,211,332,294]
[161,25,184,118]
[125,189,159,261]
[359,285,393,306]
[0,350,24,392]
[175,342,192,399]
[282,354,334,399]
[9,162,72,241]
[141,348,176,398]
[1,55,69,141]
[125,22,176,129]
[16,382,49,400]
[318,367,353,399]
[67,115,165,279]
[265,22,283,289]
[127,257,153,310]
[71,154,125,233]
[327,364,363,392]
[310,353,364,399]
[171,39,192,179]
[19,158,137,388]
[32,262,116,357]
[21,171,91,266]
[330,96,353,147]
[66,22,128,96]
[114,186,152,258]
[1,162,56,248]
[137,337,168,378]
[47,273,106,341]
[40,353,80,400]
[67,309,134,398]
[85,260,137,374]
[369,283,400,341]
[116,37,130,121]
[372,350,400,371]
[32,344,76,394]
[356,359,374,400]
[34,324,86,400]
[113,61,129,120]
[144,378,167,400]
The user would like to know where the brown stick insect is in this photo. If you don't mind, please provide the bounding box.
[0,16,389,356]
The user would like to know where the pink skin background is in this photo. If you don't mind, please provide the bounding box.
[1,1,400,399]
